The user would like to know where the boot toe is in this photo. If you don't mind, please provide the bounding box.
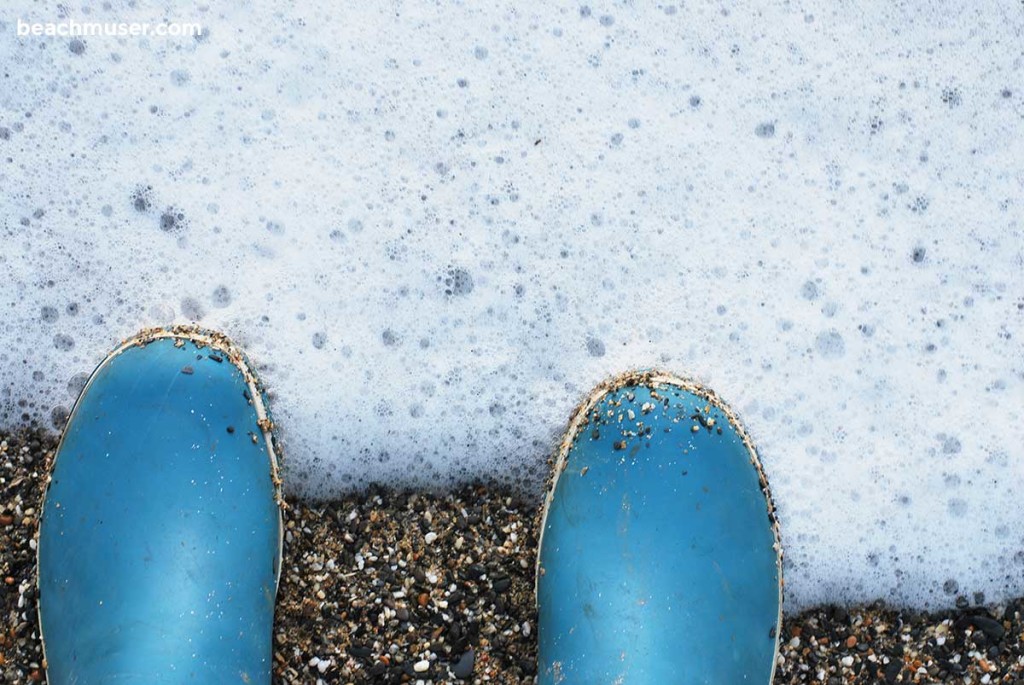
[38,329,283,685]
[537,372,781,684]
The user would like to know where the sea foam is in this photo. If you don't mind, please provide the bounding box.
[0,1,1021,610]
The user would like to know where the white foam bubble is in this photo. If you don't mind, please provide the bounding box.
[1,1,1022,610]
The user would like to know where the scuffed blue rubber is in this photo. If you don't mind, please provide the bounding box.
[537,373,781,684]
[38,330,283,685]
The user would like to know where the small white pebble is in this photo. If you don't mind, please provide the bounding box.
[413,659,430,672]
[424,532,438,544]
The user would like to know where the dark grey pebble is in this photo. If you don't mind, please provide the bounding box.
[967,615,1006,641]
[349,644,373,660]
[451,648,475,679]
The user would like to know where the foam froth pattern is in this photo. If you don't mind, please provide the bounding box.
[1,1,1022,610]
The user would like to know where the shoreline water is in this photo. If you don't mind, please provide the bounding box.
[2,429,1021,683]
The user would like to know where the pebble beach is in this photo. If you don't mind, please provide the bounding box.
[3,429,1023,684]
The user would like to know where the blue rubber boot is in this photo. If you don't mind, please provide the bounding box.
[38,327,284,685]
[537,372,781,684]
